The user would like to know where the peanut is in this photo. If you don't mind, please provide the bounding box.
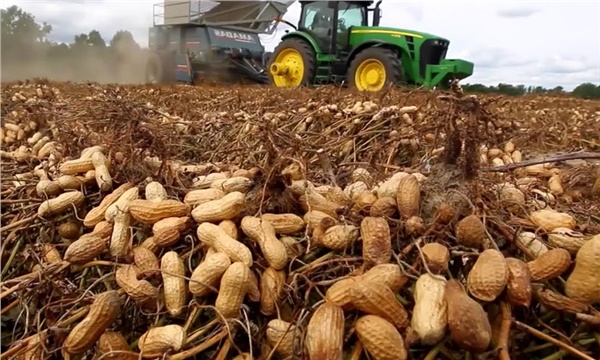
[565,234,600,304]
[191,191,245,223]
[138,324,186,358]
[105,186,139,223]
[265,319,297,358]
[305,302,344,360]
[84,182,134,228]
[396,174,420,219]
[411,273,447,345]
[505,257,532,307]
[350,279,409,330]
[445,279,491,353]
[91,151,112,191]
[145,181,168,202]
[115,265,159,307]
[527,248,572,281]
[215,262,252,319]
[356,315,408,360]
[259,267,286,316]
[184,188,225,206]
[210,176,254,193]
[467,249,509,302]
[260,213,305,235]
[196,222,253,267]
[129,199,190,224]
[189,252,231,297]
[109,210,132,259]
[161,251,187,316]
[37,190,84,217]
[360,216,391,266]
[96,331,139,360]
[320,224,359,250]
[133,246,160,277]
[62,291,122,355]
[240,216,288,270]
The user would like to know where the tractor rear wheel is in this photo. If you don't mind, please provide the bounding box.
[145,51,175,84]
[348,47,405,91]
[267,38,316,88]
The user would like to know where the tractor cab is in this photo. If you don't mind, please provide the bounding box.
[298,1,380,55]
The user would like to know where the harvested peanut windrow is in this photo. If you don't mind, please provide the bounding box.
[4,76,600,360]
[62,290,122,355]
[356,314,408,360]
[305,302,344,360]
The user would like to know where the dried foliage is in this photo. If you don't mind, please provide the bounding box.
[1,79,600,360]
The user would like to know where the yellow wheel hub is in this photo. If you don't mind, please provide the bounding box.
[269,48,304,87]
[354,59,386,91]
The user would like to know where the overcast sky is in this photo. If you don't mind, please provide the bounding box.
[4,0,600,90]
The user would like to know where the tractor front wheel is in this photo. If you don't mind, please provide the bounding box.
[348,47,404,92]
[267,38,316,88]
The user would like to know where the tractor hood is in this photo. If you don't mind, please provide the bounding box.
[354,26,449,42]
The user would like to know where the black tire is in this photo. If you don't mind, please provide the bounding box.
[347,47,405,91]
[267,37,316,87]
[145,52,164,84]
[145,51,177,84]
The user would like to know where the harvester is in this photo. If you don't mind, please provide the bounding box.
[146,0,474,91]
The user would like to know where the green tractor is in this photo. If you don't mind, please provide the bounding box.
[267,0,474,91]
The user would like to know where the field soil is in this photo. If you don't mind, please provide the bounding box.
[1,79,600,360]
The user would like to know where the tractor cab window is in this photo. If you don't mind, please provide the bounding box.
[301,2,334,37]
[337,2,367,31]
[336,2,366,50]
[300,2,335,51]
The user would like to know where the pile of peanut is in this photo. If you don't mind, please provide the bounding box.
[2,81,599,360]
[5,141,597,360]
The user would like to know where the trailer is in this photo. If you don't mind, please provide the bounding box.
[145,0,294,84]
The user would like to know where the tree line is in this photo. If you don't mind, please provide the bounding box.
[1,5,147,83]
[1,4,599,99]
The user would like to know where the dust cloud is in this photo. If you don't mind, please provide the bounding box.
[1,41,150,85]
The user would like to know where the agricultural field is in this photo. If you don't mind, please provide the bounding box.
[1,79,599,360]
